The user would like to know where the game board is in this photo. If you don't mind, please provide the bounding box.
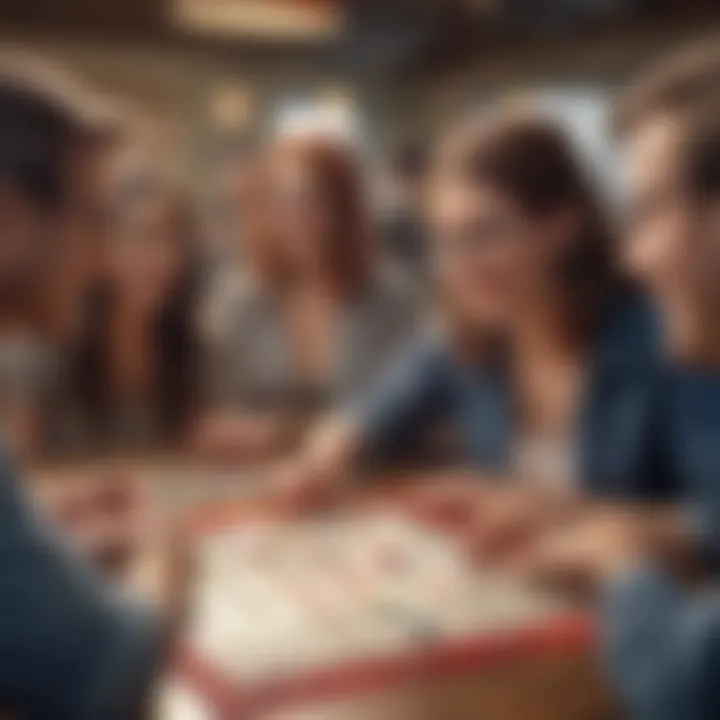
[176,501,598,719]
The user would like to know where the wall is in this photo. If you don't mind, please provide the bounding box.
[1,15,718,181]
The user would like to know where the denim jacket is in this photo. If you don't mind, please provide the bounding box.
[0,451,165,718]
[359,291,671,500]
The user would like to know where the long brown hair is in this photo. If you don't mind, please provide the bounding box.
[246,134,372,296]
[73,174,200,445]
[434,111,618,345]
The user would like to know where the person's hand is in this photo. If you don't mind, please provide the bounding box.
[189,413,290,462]
[408,476,491,533]
[468,487,544,565]
[61,477,195,630]
[505,507,654,596]
[124,511,195,634]
[275,415,359,513]
[463,484,577,566]
[44,474,148,578]
[121,516,195,720]
[44,475,194,720]
[274,456,352,514]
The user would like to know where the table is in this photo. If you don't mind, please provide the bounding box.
[29,457,616,720]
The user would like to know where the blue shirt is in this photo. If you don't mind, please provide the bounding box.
[358,291,671,500]
[0,451,165,718]
[604,565,720,720]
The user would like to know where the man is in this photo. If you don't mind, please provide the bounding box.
[517,44,720,720]
[605,58,720,720]
[0,65,185,717]
[0,54,121,457]
[616,43,720,366]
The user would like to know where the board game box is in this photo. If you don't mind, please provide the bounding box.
[174,500,597,719]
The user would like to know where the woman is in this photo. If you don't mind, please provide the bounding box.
[195,134,419,460]
[70,173,199,453]
[284,111,671,511]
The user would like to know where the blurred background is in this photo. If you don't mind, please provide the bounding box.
[4,6,720,717]
[2,1,718,190]
[3,0,720,466]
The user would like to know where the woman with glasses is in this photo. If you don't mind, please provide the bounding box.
[282,111,670,517]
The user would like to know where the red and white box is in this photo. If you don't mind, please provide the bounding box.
[172,499,604,720]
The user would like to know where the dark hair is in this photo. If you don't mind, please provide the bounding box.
[249,134,372,296]
[437,112,618,339]
[614,39,720,136]
[73,177,199,446]
[678,102,720,202]
[0,74,82,212]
